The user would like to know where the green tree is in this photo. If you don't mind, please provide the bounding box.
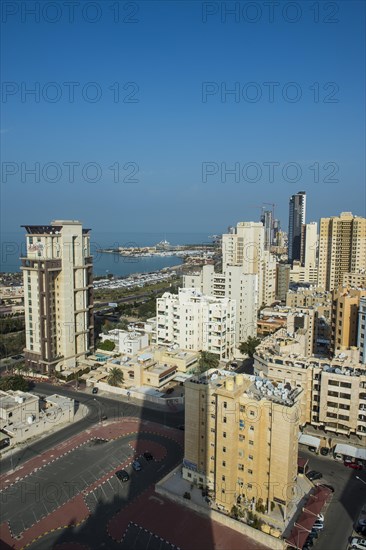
[107,367,124,387]
[0,375,29,392]
[97,339,115,352]
[197,351,220,374]
[239,336,261,358]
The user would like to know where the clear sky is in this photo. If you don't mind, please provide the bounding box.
[1,0,365,237]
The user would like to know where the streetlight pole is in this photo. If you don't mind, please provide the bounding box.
[93,398,102,423]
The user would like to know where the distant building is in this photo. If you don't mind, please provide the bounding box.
[21,221,94,374]
[183,370,300,515]
[288,191,306,264]
[222,222,276,307]
[318,212,366,291]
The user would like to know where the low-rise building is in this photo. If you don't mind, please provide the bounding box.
[0,391,75,445]
[254,330,366,439]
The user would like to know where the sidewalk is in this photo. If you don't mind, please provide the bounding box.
[303,425,365,450]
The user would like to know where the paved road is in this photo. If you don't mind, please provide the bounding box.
[0,382,184,476]
[1,432,180,540]
[299,448,366,550]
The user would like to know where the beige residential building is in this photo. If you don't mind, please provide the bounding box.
[318,212,366,291]
[286,287,331,309]
[276,264,291,302]
[156,289,236,360]
[21,221,94,374]
[183,370,300,514]
[343,270,366,288]
[254,330,366,438]
[331,287,366,353]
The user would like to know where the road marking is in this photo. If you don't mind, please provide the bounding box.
[149,495,164,505]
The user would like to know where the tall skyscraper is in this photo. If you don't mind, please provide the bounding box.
[288,191,306,263]
[318,212,366,291]
[21,220,94,374]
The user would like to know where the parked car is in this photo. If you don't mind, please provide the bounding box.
[350,538,366,550]
[317,513,324,522]
[143,452,153,461]
[320,447,329,456]
[92,387,98,394]
[313,520,324,530]
[309,446,317,453]
[345,461,362,470]
[132,460,142,471]
[115,470,129,482]
[177,425,185,431]
[307,470,323,481]
[101,415,108,421]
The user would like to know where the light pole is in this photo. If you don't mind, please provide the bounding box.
[93,398,102,423]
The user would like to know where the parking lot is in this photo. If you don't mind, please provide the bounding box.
[299,448,366,550]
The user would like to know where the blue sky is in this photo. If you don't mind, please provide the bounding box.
[1,0,365,237]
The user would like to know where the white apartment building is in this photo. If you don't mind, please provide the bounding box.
[156,288,236,360]
[183,264,258,344]
[21,221,94,374]
[222,222,276,307]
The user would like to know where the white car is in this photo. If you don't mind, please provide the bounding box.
[350,538,366,550]
[313,521,324,530]
[317,513,324,522]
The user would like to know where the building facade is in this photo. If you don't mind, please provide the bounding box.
[358,297,366,364]
[21,221,94,374]
[183,370,300,514]
[318,212,366,291]
[183,264,258,345]
[156,288,236,360]
[254,330,366,439]
[331,287,366,353]
[288,191,306,264]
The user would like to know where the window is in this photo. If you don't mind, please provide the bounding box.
[249,426,254,431]
[248,455,253,460]
[223,447,226,453]
[223,432,226,438]
[248,469,253,474]
[223,417,227,423]
[249,440,254,445]
[222,461,226,467]
[222,475,225,481]
[223,401,227,409]
[238,464,244,471]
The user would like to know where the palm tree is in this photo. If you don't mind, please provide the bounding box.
[197,351,220,374]
[239,336,261,358]
[107,367,124,387]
